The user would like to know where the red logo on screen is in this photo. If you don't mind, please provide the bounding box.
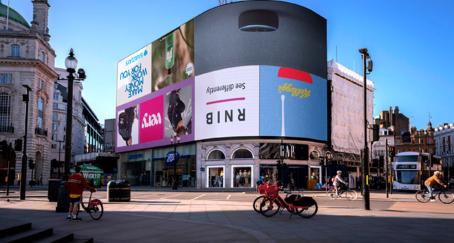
[278,67,313,84]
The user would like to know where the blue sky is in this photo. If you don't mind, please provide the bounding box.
[8,0,454,129]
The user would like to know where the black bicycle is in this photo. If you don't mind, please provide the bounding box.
[415,187,454,204]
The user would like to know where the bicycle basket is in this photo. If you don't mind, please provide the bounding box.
[258,184,268,194]
[265,185,279,199]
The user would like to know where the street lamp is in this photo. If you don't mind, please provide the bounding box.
[56,49,86,212]
[20,84,31,200]
[170,134,180,190]
[60,48,86,179]
[359,48,373,210]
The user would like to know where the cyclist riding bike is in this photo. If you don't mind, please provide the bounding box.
[424,171,447,201]
[333,170,348,196]
[66,166,95,220]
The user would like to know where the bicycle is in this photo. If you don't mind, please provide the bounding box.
[259,184,318,218]
[415,187,454,204]
[328,184,357,200]
[253,182,270,213]
[77,191,104,220]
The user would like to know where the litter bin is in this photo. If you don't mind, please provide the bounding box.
[48,179,62,202]
[107,180,131,202]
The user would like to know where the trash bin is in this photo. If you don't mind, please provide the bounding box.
[107,180,131,202]
[48,179,62,202]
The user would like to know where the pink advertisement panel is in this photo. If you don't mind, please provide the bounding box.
[139,96,164,143]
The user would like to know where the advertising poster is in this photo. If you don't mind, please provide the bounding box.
[117,44,152,106]
[117,105,140,147]
[259,66,327,141]
[139,96,164,144]
[152,20,194,91]
[195,66,260,140]
[164,85,193,138]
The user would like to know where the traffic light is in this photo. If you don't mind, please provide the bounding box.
[28,159,35,170]
[389,147,395,158]
[14,139,22,151]
[372,124,379,142]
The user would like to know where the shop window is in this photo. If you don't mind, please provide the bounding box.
[207,166,224,188]
[207,150,225,160]
[232,148,253,159]
[232,166,252,188]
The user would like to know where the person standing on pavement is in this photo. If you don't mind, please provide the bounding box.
[65,166,95,220]
[424,171,447,201]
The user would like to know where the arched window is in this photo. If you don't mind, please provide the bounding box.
[207,150,225,160]
[232,148,253,159]
[11,44,20,57]
[0,92,12,132]
[37,97,44,129]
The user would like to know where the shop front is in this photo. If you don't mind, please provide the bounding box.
[119,150,152,186]
[151,143,196,188]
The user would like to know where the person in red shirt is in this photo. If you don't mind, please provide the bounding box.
[65,166,95,220]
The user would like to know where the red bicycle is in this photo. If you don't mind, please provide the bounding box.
[77,191,104,220]
[253,183,270,213]
[259,184,318,218]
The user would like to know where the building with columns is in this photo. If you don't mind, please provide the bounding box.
[0,0,58,185]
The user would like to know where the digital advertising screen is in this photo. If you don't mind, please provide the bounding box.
[194,66,260,140]
[117,44,152,106]
[259,66,327,141]
[116,78,194,153]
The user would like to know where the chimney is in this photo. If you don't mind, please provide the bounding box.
[31,0,50,41]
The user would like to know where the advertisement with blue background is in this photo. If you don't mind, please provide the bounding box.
[259,66,327,141]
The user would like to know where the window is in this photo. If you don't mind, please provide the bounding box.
[448,136,452,153]
[232,166,253,188]
[53,91,60,100]
[443,137,446,153]
[232,149,253,159]
[207,166,224,188]
[0,73,12,84]
[0,92,11,131]
[207,150,225,160]
[52,113,58,121]
[53,102,58,109]
[40,51,47,63]
[11,44,20,57]
[37,97,44,129]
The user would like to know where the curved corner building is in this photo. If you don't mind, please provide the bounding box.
[116,1,329,189]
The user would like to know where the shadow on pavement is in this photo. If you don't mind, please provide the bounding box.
[1,205,454,243]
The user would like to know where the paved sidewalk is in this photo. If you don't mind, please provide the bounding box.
[1,191,454,242]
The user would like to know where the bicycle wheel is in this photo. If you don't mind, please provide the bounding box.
[345,190,358,201]
[297,201,318,219]
[438,191,454,204]
[88,199,104,220]
[415,190,430,203]
[253,196,266,213]
[259,198,280,217]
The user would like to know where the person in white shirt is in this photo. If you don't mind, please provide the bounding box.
[333,170,347,196]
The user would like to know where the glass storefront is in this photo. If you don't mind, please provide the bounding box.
[207,166,224,188]
[232,166,252,188]
[152,144,196,188]
[260,164,308,189]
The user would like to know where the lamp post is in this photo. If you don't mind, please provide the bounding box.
[56,49,86,212]
[359,48,373,210]
[20,84,31,200]
[60,49,86,179]
[57,140,63,178]
[171,134,180,190]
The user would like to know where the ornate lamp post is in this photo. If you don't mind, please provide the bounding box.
[20,84,31,200]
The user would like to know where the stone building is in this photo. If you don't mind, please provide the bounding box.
[49,68,85,178]
[434,123,454,183]
[0,0,58,185]
[394,122,435,155]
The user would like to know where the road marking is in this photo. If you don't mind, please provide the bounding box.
[190,193,206,200]
[226,194,231,200]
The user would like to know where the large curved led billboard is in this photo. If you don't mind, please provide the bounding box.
[116,1,327,152]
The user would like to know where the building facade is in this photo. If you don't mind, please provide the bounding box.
[395,122,435,155]
[328,60,374,176]
[103,118,115,153]
[116,1,330,189]
[0,0,58,185]
[83,98,103,153]
[434,123,454,183]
